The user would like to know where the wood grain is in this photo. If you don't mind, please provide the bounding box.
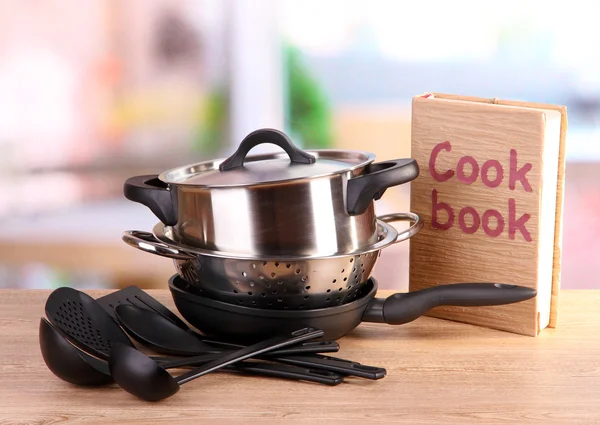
[409,94,564,336]
[485,97,567,329]
[0,289,598,424]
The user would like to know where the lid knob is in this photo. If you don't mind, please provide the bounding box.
[219,128,316,172]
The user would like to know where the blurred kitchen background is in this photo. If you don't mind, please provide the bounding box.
[0,0,598,290]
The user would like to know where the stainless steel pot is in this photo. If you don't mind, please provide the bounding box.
[124,128,419,257]
[121,212,422,310]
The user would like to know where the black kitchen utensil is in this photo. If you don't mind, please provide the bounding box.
[45,286,336,361]
[109,327,325,401]
[169,275,538,342]
[44,286,136,359]
[114,304,385,379]
[96,285,188,328]
[39,317,113,386]
[44,286,357,383]
[97,286,340,354]
[40,317,342,387]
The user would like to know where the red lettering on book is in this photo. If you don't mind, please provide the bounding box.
[457,156,479,184]
[429,141,454,182]
[508,198,532,241]
[458,207,480,234]
[482,209,504,237]
[481,160,503,188]
[509,149,532,192]
[432,189,454,230]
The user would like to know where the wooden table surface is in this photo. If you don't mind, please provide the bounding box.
[1,289,599,424]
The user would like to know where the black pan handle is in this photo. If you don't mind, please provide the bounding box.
[362,283,537,325]
[123,175,177,226]
[219,128,316,171]
[346,158,419,215]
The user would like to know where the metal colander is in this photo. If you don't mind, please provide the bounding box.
[122,212,422,310]
[175,250,382,309]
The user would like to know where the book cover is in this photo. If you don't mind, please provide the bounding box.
[408,93,567,336]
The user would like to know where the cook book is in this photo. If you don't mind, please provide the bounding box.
[409,93,567,336]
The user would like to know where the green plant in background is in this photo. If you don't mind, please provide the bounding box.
[192,43,333,154]
[192,84,229,157]
[283,43,333,149]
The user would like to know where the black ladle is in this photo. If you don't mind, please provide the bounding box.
[109,327,325,401]
[39,317,112,386]
[114,304,386,379]
[40,318,342,387]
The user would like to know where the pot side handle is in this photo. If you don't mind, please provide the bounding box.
[123,175,178,226]
[121,230,195,260]
[346,159,419,215]
[219,128,316,171]
[363,283,537,325]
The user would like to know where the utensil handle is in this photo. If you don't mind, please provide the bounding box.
[219,128,316,171]
[174,327,324,385]
[377,212,423,244]
[123,175,178,225]
[271,355,386,380]
[121,230,195,260]
[346,158,419,215]
[228,362,343,386]
[156,356,343,385]
[369,283,537,325]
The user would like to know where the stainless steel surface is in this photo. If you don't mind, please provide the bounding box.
[158,150,376,187]
[169,168,381,256]
[151,212,421,260]
[124,127,419,256]
[121,213,422,310]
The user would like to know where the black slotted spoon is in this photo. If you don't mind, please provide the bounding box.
[45,287,132,359]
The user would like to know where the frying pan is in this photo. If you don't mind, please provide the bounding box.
[168,275,537,342]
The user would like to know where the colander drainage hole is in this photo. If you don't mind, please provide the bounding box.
[326,289,331,293]
[305,286,310,290]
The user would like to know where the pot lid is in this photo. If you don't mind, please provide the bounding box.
[159,129,376,187]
